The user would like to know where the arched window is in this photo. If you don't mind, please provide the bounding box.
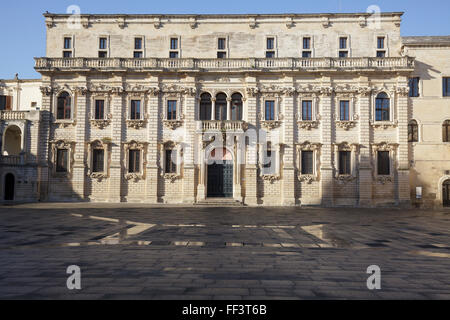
[408,120,419,142]
[57,91,71,120]
[375,92,390,121]
[199,93,212,120]
[231,93,243,121]
[215,93,227,121]
[3,125,22,156]
[443,120,450,142]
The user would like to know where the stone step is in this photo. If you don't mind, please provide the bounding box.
[195,198,244,207]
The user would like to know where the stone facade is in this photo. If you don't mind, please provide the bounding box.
[0,12,448,207]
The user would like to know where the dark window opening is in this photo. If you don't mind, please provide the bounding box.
[218,38,226,50]
[95,100,105,120]
[128,150,140,173]
[99,38,107,50]
[340,100,350,121]
[339,37,347,49]
[56,149,68,173]
[303,37,311,49]
[217,51,227,59]
[443,120,450,142]
[265,100,275,121]
[339,151,351,175]
[375,92,390,121]
[267,38,274,50]
[409,77,420,97]
[302,100,312,121]
[167,100,177,120]
[408,120,419,142]
[57,92,71,120]
[377,151,390,175]
[92,149,104,173]
[130,100,141,120]
[165,149,177,173]
[199,93,212,120]
[443,77,450,97]
[301,151,314,175]
[170,38,178,50]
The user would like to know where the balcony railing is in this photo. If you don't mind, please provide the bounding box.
[0,155,23,166]
[199,120,247,132]
[1,111,27,120]
[35,57,415,72]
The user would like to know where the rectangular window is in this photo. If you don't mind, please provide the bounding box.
[377,37,385,49]
[56,149,68,173]
[128,150,140,173]
[339,37,347,49]
[135,38,142,50]
[170,38,178,50]
[169,51,179,59]
[377,151,390,175]
[217,51,227,59]
[340,100,350,121]
[339,151,351,175]
[99,38,107,50]
[130,100,141,120]
[263,149,275,174]
[265,100,275,121]
[134,51,143,58]
[265,51,275,58]
[267,37,274,50]
[218,38,226,50]
[63,51,72,58]
[98,51,107,58]
[167,100,177,120]
[376,51,386,58]
[0,95,12,111]
[165,149,177,173]
[302,51,312,58]
[92,149,104,173]
[94,100,105,120]
[301,151,314,175]
[339,51,348,58]
[64,37,72,49]
[443,77,450,97]
[302,100,312,121]
[303,37,311,50]
[409,77,420,97]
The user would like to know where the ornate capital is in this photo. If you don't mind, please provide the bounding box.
[335,120,357,131]
[40,86,53,96]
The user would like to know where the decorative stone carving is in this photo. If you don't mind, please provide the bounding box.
[154,18,162,29]
[395,86,410,97]
[335,174,357,183]
[359,16,367,28]
[377,176,393,184]
[286,17,295,29]
[261,174,281,183]
[298,174,316,184]
[189,17,198,29]
[163,119,184,130]
[336,121,357,130]
[50,140,76,178]
[371,142,399,153]
[90,114,112,129]
[117,17,126,29]
[249,18,258,29]
[54,120,77,128]
[40,86,53,96]
[163,173,180,183]
[74,87,88,95]
[322,16,331,28]
[246,87,259,97]
[81,17,90,29]
[297,120,320,130]
[90,172,108,181]
[45,18,54,29]
[162,84,196,96]
[123,140,148,182]
[126,119,147,129]
[260,120,282,130]
[370,120,398,130]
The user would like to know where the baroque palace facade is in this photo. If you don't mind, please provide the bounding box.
[0,12,449,207]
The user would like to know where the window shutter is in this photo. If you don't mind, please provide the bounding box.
[6,96,12,110]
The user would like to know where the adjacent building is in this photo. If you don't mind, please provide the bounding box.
[0,12,449,207]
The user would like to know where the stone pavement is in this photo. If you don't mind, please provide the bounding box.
[0,203,449,300]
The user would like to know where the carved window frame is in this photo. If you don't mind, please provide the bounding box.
[50,140,76,178]
[87,139,111,180]
[89,92,112,128]
[53,89,75,124]
[258,142,281,181]
[371,90,396,127]
[123,140,148,181]
[371,142,398,184]
[159,141,182,182]
[334,93,358,130]
[333,142,359,182]
[161,93,184,129]
[296,142,321,183]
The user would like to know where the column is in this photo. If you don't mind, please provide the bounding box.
[72,85,87,200]
[282,92,296,206]
[226,97,232,121]
[244,83,258,205]
[358,80,373,207]
[396,83,410,207]
[233,135,243,202]
[211,98,216,120]
[319,84,334,207]
[108,89,124,202]
[146,86,160,203]
[182,90,196,203]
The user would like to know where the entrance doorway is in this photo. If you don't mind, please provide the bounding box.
[443,180,450,207]
[4,173,15,201]
[207,148,233,198]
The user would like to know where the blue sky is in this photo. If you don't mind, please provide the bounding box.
[1,0,449,79]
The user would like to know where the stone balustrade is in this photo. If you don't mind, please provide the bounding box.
[35,57,415,72]
[200,120,247,132]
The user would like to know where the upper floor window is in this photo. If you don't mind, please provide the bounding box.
[218,38,226,50]
[130,100,141,120]
[375,92,390,121]
[443,120,450,142]
[302,51,312,58]
[169,51,179,58]
[408,120,419,142]
[170,38,178,50]
[167,100,177,120]
[199,93,212,120]
[134,37,143,58]
[0,95,12,111]
[94,99,105,120]
[56,91,71,120]
[339,51,348,58]
[99,38,107,50]
[217,52,227,59]
[443,77,450,97]
[377,151,390,175]
[267,37,274,50]
[340,100,350,121]
[63,51,72,58]
[339,37,347,49]
[302,100,313,121]
[231,93,243,121]
[377,37,385,49]
[376,51,386,58]
[265,100,275,121]
[303,37,311,49]
[64,37,72,49]
[409,77,420,97]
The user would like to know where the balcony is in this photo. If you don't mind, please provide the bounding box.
[198,120,248,132]
[35,57,415,73]
[1,111,27,120]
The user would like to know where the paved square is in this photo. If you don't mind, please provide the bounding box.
[0,203,449,299]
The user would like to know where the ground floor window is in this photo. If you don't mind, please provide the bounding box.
[301,151,314,175]
[377,151,390,175]
[56,149,68,172]
[165,149,177,174]
[128,150,140,173]
[92,149,105,173]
